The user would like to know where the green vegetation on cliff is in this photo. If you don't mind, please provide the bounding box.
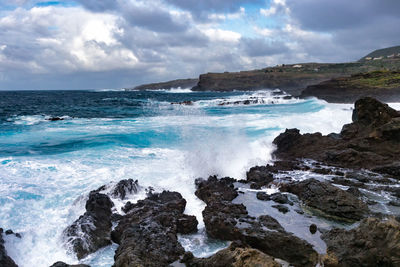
[301,70,400,103]
[348,70,400,88]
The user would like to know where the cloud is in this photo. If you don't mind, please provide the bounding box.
[240,37,289,57]
[287,0,400,32]
[0,0,399,90]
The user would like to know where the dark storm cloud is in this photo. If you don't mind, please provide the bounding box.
[240,38,289,57]
[76,0,188,33]
[121,4,188,33]
[165,0,264,19]
[287,0,400,32]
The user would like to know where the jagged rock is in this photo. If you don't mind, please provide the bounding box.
[195,176,318,267]
[246,166,274,189]
[322,217,400,266]
[112,191,198,267]
[273,98,400,172]
[0,228,18,267]
[270,193,293,205]
[256,192,271,201]
[182,241,281,267]
[49,262,90,267]
[281,178,368,221]
[271,204,289,214]
[63,192,113,259]
[111,179,139,200]
[194,176,238,204]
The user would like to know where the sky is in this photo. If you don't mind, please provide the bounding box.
[0,0,399,90]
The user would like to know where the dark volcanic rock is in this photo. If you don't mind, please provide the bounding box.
[273,97,400,172]
[195,176,318,267]
[246,166,274,189]
[112,191,198,267]
[271,204,289,214]
[64,192,113,259]
[195,176,238,204]
[309,224,317,234]
[0,228,18,267]
[182,242,280,267]
[256,192,293,206]
[49,262,90,267]
[256,192,271,201]
[322,217,400,266]
[270,193,293,205]
[47,117,64,121]
[281,178,368,221]
[111,179,139,200]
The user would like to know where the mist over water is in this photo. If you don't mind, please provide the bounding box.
[0,89,354,266]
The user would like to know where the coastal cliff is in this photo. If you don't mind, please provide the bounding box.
[301,70,400,103]
[128,78,198,91]
[129,46,400,99]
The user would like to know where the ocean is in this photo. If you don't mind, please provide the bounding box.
[0,89,355,266]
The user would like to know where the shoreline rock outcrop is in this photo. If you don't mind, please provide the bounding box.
[321,217,400,266]
[195,176,318,267]
[63,192,113,260]
[111,191,198,267]
[182,241,281,267]
[0,228,18,267]
[273,97,400,173]
[281,178,368,221]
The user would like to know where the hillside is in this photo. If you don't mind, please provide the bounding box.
[129,46,400,95]
[359,45,400,62]
[192,59,400,95]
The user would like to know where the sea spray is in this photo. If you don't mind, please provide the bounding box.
[0,90,358,266]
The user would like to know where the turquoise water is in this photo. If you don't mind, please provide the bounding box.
[0,89,353,266]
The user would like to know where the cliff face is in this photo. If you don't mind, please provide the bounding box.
[191,61,400,95]
[300,71,400,103]
[130,78,198,91]
[192,71,342,95]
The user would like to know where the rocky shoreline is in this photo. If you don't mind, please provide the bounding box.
[3,97,400,266]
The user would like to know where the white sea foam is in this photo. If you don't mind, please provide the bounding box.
[8,115,72,125]
[146,87,194,93]
[0,97,356,266]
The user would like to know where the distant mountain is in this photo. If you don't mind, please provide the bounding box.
[359,45,400,61]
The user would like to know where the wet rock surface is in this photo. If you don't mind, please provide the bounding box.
[49,262,90,267]
[281,178,368,221]
[111,191,198,267]
[195,176,318,267]
[322,217,400,266]
[246,166,274,189]
[182,242,281,267]
[0,228,18,267]
[110,179,139,200]
[273,97,400,172]
[63,192,113,259]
